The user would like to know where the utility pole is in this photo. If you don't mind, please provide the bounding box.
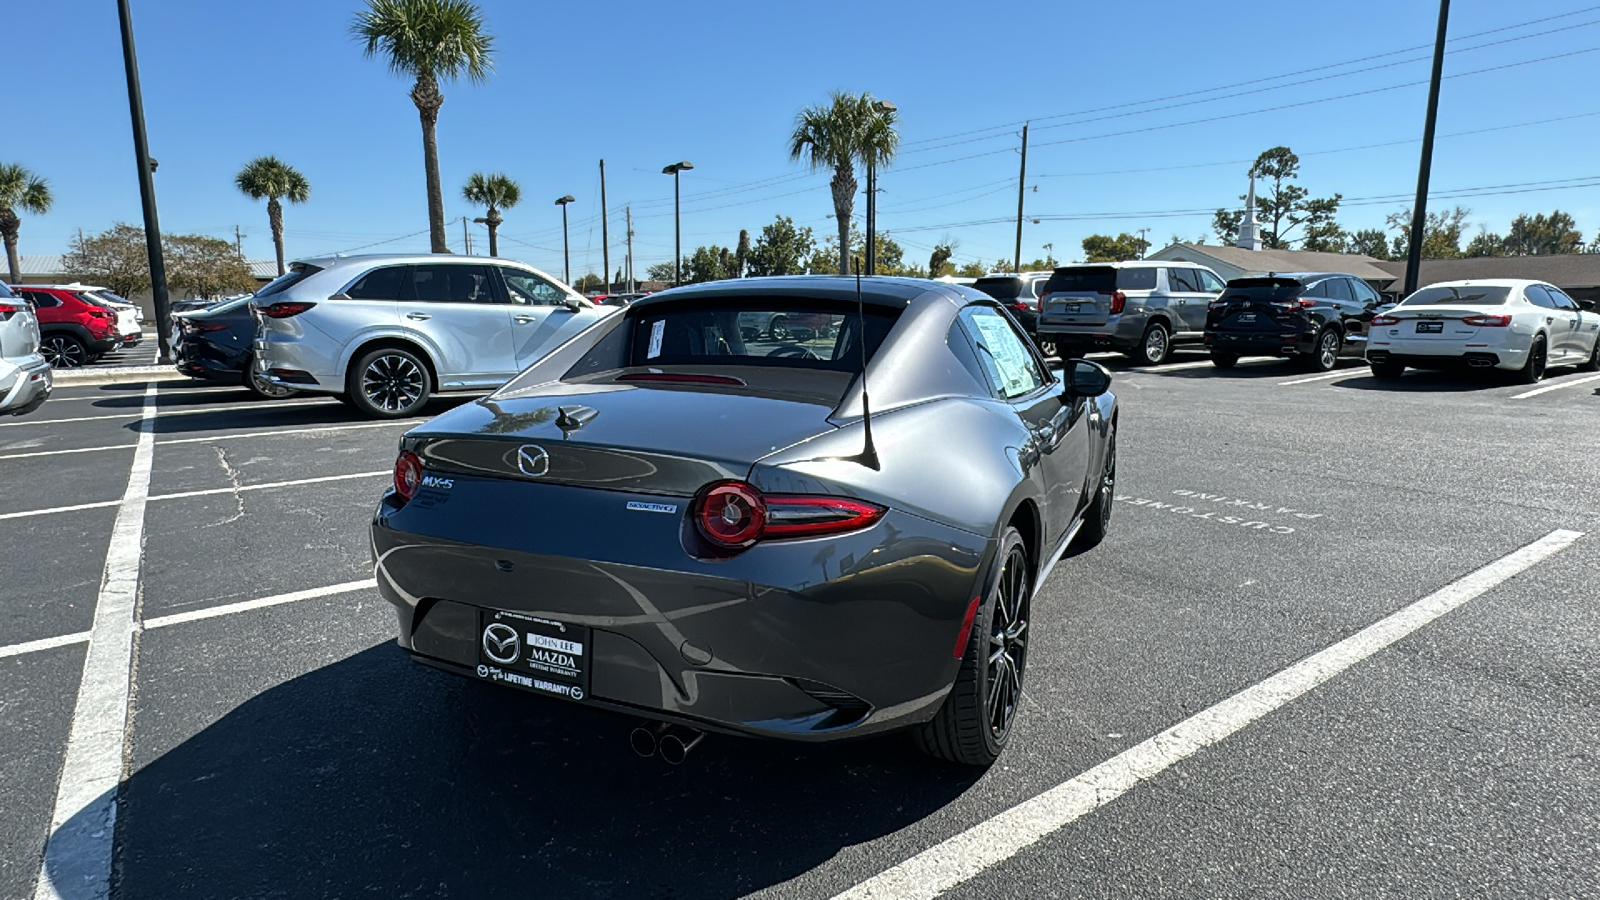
[234,225,244,259]
[117,0,173,364]
[1137,228,1150,259]
[1404,0,1451,297]
[625,205,635,293]
[1013,123,1028,275]
[599,159,610,295]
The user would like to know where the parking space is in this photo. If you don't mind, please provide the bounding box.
[2,363,1596,899]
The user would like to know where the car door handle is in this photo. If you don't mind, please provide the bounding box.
[514,315,536,324]
[406,312,431,321]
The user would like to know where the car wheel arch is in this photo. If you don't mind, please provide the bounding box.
[1000,495,1042,588]
[344,336,439,392]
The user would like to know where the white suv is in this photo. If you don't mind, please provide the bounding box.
[0,283,52,417]
[252,254,613,418]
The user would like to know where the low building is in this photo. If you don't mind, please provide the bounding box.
[1148,243,1396,285]
[1371,256,1600,305]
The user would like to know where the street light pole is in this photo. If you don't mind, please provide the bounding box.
[1404,0,1451,297]
[117,0,173,364]
[865,99,895,277]
[662,162,693,285]
[555,195,574,286]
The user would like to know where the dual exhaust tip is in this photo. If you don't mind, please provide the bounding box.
[630,722,705,765]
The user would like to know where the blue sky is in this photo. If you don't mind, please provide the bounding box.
[10,0,1600,280]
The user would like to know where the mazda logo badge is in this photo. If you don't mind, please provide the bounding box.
[516,444,550,477]
[482,622,520,665]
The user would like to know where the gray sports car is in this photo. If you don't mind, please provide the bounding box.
[371,276,1117,765]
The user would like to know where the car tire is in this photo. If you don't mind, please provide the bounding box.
[1074,425,1116,551]
[346,347,432,419]
[1128,322,1170,366]
[1514,336,1547,385]
[915,525,1031,767]
[243,357,297,399]
[1370,360,1405,379]
[1579,337,1600,373]
[40,334,88,368]
[1211,352,1238,369]
[1303,328,1340,372]
[1037,339,1059,359]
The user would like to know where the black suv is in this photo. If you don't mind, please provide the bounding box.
[969,272,1053,354]
[1204,272,1385,371]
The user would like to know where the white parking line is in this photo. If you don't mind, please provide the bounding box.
[142,579,377,630]
[33,384,158,900]
[0,471,390,522]
[0,398,334,427]
[1279,369,1365,386]
[1145,358,1272,373]
[834,527,1585,900]
[0,630,90,659]
[0,420,408,460]
[1511,372,1600,400]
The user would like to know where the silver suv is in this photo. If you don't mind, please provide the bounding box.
[0,282,52,417]
[1036,261,1226,365]
[252,254,612,418]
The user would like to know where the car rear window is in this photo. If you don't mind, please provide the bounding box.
[1401,285,1512,306]
[0,283,13,299]
[1042,267,1158,294]
[625,300,898,372]
[1219,277,1307,303]
[255,264,323,299]
[971,277,1024,301]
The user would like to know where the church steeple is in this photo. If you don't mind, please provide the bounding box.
[1237,176,1263,251]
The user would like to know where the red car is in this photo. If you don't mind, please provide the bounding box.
[10,286,123,367]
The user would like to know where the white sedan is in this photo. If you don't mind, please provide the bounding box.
[1365,279,1600,382]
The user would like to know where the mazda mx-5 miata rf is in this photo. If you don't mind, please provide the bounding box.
[372,276,1118,765]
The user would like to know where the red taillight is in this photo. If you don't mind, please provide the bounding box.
[393,451,423,502]
[88,308,115,319]
[260,301,317,319]
[180,318,228,333]
[1108,291,1126,315]
[0,302,22,320]
[1462,314,1512,327]
[1010,301,1029,313]
[1371,315,1400,326]
[1296,298,1317,309]
[693,480,886,551]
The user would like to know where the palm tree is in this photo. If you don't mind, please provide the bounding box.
[461,172,520,257]
[788,91,899,275]
[353,0,493,255]
[0,164,52,287]
[234,156,310,276]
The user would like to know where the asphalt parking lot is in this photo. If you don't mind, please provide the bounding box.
[4,352,1598,899]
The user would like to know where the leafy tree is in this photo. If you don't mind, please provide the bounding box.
[353,0,494,254]
[166,234,257,299]
[1502,211,1583,256]
[573,272,604,292]
[0,163,52,287]
[1463,231,1506,258]
[684,245,737,284]
[928,242,955,277]
[815,226,905,275]
[955,260,988,278]
[235,156,309,276]
[64,224,152,299]
[747,215,816,276]
[1081,233,1147,262]
[788,91,898,274]
[735,229,750,277]
[644,261,677,283]
[461,171,520,257]
[1349,228,1391,260]
[1212,147,1342,249]
[1299,218,1348,253]
[1386,206,1469,259]
[990,258,1015,274]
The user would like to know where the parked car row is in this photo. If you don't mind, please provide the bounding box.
[7,284,145,367]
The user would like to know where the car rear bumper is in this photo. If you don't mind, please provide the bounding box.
[1366,337,1526,371]
[0,356,53,416]
[371,491,988,742]
[254,335,339,393]
[1204,331,1315,357]
[1038,322,1141,353]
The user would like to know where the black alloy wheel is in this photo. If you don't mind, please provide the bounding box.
[1370,360,1406,379]
[1305,328,1340,372]
[1075,426,1116,550]
[916,526,1031,766]
[243,358,298,400]
[1037,339,1059,359]
[347,347,431,419]
[40,335,87,368]
[767,315,790,341]
[1130,322,1170,365]
[1579,336,1600,373]
[1515,336,1547,385]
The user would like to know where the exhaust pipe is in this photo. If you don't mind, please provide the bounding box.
[1467,358,1491,368]
[658,727,706,765]
[629,722,668,758]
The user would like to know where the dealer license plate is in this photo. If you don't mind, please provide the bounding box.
[1415,321,1443,333]
[476,609,590,702]
[1237,313,1256,323]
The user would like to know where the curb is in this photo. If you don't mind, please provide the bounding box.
[51,368,191,388]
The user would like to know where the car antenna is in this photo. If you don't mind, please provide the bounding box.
[841,260,880,470]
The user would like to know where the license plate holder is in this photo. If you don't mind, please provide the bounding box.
[476,608,591,702]
[1237,313,1256,323]
[1416,321,1443,333]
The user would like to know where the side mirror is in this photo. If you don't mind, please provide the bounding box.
[562,297,584,312]
[1065,359,1112,397]
[1579,298,1597,312]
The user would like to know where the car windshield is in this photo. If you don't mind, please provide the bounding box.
[971,278,1024,301]
[255,264,322,299]
[89,290,131,305]
[626,300,898,372]
[1401,285,1512,306]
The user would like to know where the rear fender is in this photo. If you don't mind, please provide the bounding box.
[337,327,445,382]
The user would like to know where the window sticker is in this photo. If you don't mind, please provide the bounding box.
[647,320,665,359]
[971,314,1035,397]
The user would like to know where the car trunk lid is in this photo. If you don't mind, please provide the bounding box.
[1206,278,1312,334]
